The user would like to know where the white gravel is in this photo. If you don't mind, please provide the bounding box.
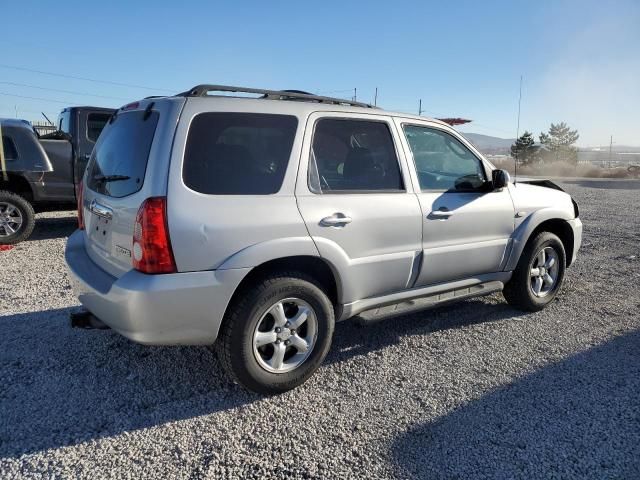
[1,179,639,479]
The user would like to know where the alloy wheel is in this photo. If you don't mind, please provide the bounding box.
[0,202,23,237]
[252,298,318,374]
[529,246,559,297]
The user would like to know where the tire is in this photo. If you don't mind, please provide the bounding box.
[0,190,36,245]
[217,272,335,394]
[503,231,566,312]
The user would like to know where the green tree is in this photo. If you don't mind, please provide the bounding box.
[511,131,536,164]
[539,122,579,164]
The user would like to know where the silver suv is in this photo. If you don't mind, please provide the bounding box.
[65,85,582,393]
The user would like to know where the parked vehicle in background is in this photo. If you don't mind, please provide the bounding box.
[65,86,582,394]
[0,106,114,243]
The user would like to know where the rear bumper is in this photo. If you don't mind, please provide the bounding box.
[65,230,249,345]
[567,217,582,266]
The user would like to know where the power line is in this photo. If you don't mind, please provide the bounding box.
[0,81,130,101]
[0,107,58,115]
[0,91,77,105]
[0,63,175,93]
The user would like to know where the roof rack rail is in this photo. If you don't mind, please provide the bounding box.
[177,84,376,109]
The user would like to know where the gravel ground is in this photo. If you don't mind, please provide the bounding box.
[1,179,639,479]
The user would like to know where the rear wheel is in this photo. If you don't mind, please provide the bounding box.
[217,273,335,394]
[0,190,35,245]
[503,231,566,311]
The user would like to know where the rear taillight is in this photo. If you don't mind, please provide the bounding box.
[132,197,176,274]
[76,181,85,230]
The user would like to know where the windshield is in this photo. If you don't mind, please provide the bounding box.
[86,110,159,198]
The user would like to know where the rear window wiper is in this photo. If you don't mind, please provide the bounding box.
[93,174,131,183]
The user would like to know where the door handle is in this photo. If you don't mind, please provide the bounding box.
[90,200,113,220]
[320,213,352,226]
[428,209,454,219]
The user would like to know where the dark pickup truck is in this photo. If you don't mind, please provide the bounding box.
[0,106,114,244]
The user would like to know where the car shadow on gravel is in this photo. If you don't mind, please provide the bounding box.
[28,215,77,241]
[390,329,640,479]
[328,297,519,365]
[0,298,518,458]
[0,307,257,458]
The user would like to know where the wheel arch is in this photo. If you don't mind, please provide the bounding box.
[223,255,342,317]
[528,219,575,267]
[0,173,34,202]
[505,210,575,270]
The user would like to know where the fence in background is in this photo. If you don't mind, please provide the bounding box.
[31,121,57,137]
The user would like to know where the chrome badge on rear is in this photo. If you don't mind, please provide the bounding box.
[114,245,131,258]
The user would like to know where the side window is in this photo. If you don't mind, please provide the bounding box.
[309,118,404,193]
[403,125,486,191]
[183,113,298,195]
[87,113,112,142]
[1,135,18,160]
[58,111,71,134]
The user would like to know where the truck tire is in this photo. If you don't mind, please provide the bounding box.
[503,231,566,312]
[217,272,335,394]
[0,190,36,245]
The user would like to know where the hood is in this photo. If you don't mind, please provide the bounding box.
[516,178,565,192]
[508,180,575,217]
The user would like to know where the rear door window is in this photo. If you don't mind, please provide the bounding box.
[86,110,159,198]
[309,118,404,193]
[86,113,112,142]
[182,113,298,195]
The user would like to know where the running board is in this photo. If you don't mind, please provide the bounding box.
[355,280,504,324]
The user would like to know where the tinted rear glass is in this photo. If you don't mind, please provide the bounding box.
[183,113,298,195]
[87,110,159,198]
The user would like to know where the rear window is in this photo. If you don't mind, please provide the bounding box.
[87,110,159,198]
[183,113,298,195]
[87,113,112,142]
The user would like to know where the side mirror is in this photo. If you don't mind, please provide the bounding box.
[492,169,510,189]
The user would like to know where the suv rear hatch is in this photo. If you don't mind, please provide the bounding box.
[82,98,184,278]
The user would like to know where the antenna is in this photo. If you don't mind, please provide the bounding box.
[374,87,378,106]
[41,112,54,126]
[514,75,523,185]
[418,99,423,116]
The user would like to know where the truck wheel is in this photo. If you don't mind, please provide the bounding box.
[217,273,335,394]
[0,190,35,245]
[503,231,566,312]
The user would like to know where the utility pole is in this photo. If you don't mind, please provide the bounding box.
[609,135,613,168]
[418,99,423,116]
[374,87,378,106]
[353,88,357,102]
[515,75,523,184]
[14,105,17,118]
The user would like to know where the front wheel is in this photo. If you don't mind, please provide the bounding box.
[0,190,35,245]
[216,273,335,394]
[503,231,566,311]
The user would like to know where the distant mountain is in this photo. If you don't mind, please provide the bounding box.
[458,132,515,153]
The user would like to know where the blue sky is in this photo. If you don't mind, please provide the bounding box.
[1,0,638,146]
